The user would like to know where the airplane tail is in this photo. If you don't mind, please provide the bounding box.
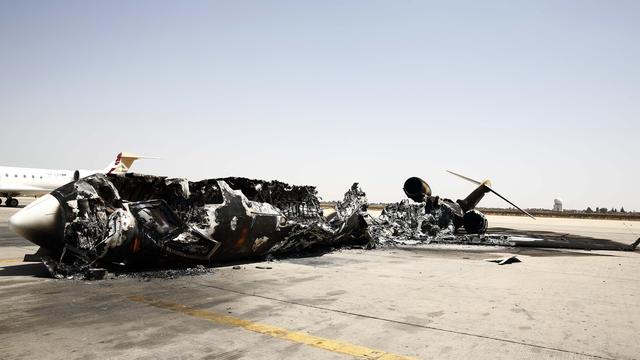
[447,170,536,219]
[103,152,157,174]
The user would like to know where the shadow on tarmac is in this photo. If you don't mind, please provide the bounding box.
[489,227,639,252]
[0,263,50,277]
[400,246,618,259]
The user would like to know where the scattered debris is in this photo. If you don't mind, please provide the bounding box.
[232,265,242,270]
[486,255,521,265]
[255,266,272,270]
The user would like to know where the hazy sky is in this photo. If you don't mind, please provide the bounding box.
[1,1,638,210]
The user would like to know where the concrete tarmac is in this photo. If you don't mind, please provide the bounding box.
[1,200,639,359]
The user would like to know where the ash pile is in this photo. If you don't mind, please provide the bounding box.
[41,173,373,279]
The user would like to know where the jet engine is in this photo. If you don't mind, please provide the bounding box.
[403,177,432,203]
[73,170,95,181]
[462,209,488,234]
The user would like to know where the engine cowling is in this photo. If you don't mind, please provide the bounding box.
[73,170,95,181]
[403,177,432,203]
[462,209,488,234]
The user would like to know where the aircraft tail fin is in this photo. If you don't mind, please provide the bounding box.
[103,152,158,174]
[447,170,536,219]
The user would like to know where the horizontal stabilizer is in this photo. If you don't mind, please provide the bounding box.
[104,152,159,174]
[447,170,536,219]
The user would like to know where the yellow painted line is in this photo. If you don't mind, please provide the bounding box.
[0,258,25,266]
[128,295,417,360]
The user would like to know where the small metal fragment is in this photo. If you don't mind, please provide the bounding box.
[485,255,521,265]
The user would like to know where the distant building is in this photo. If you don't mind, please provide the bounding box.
[553,198,563,212]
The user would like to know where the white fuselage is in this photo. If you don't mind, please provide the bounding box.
[0,152,147,203]
[0,166,94,197]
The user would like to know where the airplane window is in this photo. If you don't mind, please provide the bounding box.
[40,176,43,179]
[14,174,17,177]
[32,175,35,178]
[23,174,26,178]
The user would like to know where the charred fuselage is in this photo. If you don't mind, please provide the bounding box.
[9,173,373,278]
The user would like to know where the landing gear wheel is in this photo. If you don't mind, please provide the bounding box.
[7,198,18,207]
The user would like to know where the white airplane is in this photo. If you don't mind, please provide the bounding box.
[0,152,150,207]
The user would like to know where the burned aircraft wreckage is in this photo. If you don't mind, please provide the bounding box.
[10,173,375,278]
[9,172,639,279]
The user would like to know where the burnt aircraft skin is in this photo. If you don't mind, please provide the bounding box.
[12,173,372,278]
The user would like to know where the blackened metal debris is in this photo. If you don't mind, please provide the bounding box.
[486,255,521,265]
[368,200,640,251]
[368,198,460,245]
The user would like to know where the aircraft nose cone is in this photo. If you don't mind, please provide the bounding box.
[9,194,64,249]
